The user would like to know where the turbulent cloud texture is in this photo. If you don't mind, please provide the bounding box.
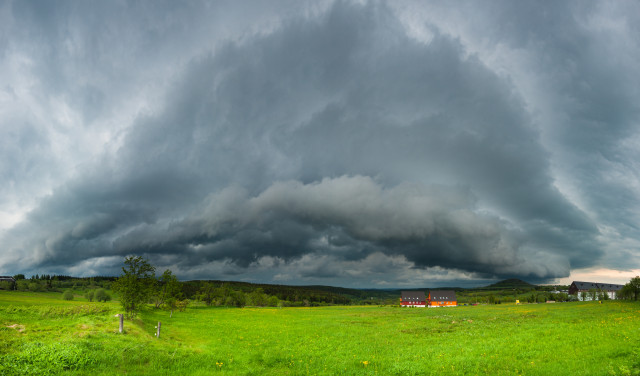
[1,1,639,286]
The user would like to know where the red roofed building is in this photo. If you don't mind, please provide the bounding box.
[428,290,457,307]
[400,291,426,307]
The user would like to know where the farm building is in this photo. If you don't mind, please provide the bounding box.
[0,276,16,290]
[568,281,624,300]
[428,290,457,307]
[400,291,426,307]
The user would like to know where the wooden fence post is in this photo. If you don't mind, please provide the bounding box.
[119,314,124,333]
[156,321,161,338]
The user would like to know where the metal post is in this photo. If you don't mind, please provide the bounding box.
[156,321,161,338]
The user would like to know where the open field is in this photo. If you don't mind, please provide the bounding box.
[1,291,639,375]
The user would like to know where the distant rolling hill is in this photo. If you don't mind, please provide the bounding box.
[174,277,538,304]
[310,279,540,302]
[245,278,538,300]
[479,278,536,290]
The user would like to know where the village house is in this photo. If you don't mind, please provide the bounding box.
[428,290,457,307]
[0,276,16,290]
[400,291,426,307]
[568,281,624,300]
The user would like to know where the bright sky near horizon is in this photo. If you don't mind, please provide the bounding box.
[1,0,640,288]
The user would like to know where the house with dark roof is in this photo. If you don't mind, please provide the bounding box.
[428,290,457,307]
[568,281,624,300]
[0,276,16,290]
[400,291,426,307]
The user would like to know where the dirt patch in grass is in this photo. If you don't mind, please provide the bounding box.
[6,324,25,332]
[73,323,94,337]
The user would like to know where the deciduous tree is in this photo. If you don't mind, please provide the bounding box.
[197,282,217,306]
[113,256,156,318]
[157,269,182,316]
[621,276,640,301]
[95,288,111,302]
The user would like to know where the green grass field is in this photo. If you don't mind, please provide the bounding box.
[1,291,639,375]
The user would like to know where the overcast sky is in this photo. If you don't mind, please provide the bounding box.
[1,0,640,288]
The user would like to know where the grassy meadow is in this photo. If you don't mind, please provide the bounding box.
[1,291,639,375]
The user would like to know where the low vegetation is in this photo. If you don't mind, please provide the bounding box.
[2,260,639,374]
[1,289,640,375]
[5,259,638,307]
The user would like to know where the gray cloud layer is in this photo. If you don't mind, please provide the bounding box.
[1,1,639,286]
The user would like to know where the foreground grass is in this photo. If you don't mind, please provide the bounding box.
[1,291,639,375]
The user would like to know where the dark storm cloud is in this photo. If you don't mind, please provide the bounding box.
[444,0,640,270]
[1,0,638,285]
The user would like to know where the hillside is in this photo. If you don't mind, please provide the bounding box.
[180,280,398,305]
[4,275,543,305]
[480,278,536,290]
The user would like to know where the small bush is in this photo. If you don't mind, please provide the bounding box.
[94,288,111,302]
[28,281,44,292]
[62,290,74,301]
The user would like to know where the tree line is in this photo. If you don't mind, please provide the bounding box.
[111,256,381,318]
[4,259,639,315]
[0,257,389,308]
[0,274,115,292]
[618,276,640,300]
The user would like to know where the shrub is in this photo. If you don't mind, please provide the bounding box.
[62,290,74,301]
[94,288,111,302]
[16,280,29,291]
[28,281,44,292]
[85,290,95,302]
[176,299,190,312]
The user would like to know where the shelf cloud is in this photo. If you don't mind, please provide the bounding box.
[1,1,639,286]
